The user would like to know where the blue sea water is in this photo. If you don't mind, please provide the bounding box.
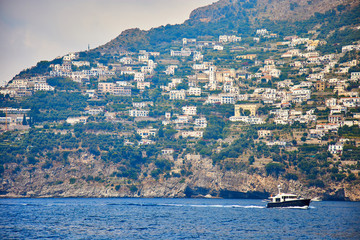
[0,198,359,239]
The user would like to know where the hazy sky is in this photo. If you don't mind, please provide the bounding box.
[0,0,217,86]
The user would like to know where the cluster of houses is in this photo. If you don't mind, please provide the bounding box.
[1,28,360,157]
[1,76,54,97]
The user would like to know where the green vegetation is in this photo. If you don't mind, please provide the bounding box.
[69,178,76,184]
[47,77,80,91]
[20,91,87,122]
[17,59,62,78]
[265,162,285,177]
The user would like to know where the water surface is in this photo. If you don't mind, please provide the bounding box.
[0,198,359,239]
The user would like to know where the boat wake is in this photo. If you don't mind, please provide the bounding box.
[104,203,266,209]
[3,202,267,209]
[274,206,310,210]
[160,204,265,209]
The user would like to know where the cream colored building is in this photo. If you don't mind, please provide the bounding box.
[137,128,157,138]
[181,131,203,138]
[258,130,272,138]
[98,82,114,93]
[66,116,88,125]
[182,106,197,116]
[170,90,186,100]
[235,104,259,117]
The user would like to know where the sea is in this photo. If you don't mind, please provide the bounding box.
[0,198,359,239]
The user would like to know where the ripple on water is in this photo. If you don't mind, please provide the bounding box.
[0,198,359,239]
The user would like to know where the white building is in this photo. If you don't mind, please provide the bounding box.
[220,94,235,104]
[205,95,221,104]
[137,82,151,90]
[63,53,78,61]
[325,98,337,108]
[328,144,343,154]
[266,141,287,147]
[120,57,133,65]
[133,102,153,108]
[85,108,103,115]
[342,44,360,53]
[162,149,175,155]
[165,112,171,120]
[330,105,347,115]
[195,117,207,128]
[193,64,208,70]
[182,38,196,45]
[213,45,224,51]
[339,97,360,108]
[66,116,88,125]
[137,128,157,138]
[269,68,281,78]
[34,83,55,91]
[138,55,149,63]
[181,131,203,138]
[141,66,154,74]
[291,88,311,103]
[219,35,241,43]
[134,72,145,82]
[209,66,217,87]
[351,72,360,81]
[165,65,178,75]
[98,82,114,93]
[316,123,339,132]
[129,109,149,117]
[229,116,265,125]
[72,61,90,68]
[187,87,202,96]
[258,130,272,138]
[256,29,268,35]
[174,115,192,125]
[182,106,197,116]
[193,52,203,61]
[170,49,192,57]
[170,90,186,100]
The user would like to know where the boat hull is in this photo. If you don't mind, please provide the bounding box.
[267,199,311,208]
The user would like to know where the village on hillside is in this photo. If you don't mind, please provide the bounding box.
[1,27,360,186]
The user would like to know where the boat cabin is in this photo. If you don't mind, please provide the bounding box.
[270,193,298,203]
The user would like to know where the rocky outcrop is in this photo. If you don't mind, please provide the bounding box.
[1,154,359,201]
[189,0,359,23]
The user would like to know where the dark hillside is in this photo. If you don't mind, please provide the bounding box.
[96,0,360,55]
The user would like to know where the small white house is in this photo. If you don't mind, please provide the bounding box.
[182,106,197,116]
[162,149,175,155]
[66,116,88,125]
[328,144,343,155]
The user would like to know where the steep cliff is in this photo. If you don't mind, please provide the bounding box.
[189,0,359,22]
[1,153,359,201]
[96,0,360,55]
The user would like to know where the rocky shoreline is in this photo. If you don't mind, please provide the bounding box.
[1,157,359,201]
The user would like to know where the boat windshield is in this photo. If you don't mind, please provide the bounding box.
[283,195,297,200]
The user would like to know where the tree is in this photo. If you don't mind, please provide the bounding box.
[248,155,255,165]
[47,77,80,90]
[129,185,138,193]
[244,110,251,116]
[158,126,164,138]
[22,114,27,125]
[265,162,285,177]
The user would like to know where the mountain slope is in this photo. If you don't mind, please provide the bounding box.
[189,0,359,23]
[96,0,360,55]
[2,0,360,201]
